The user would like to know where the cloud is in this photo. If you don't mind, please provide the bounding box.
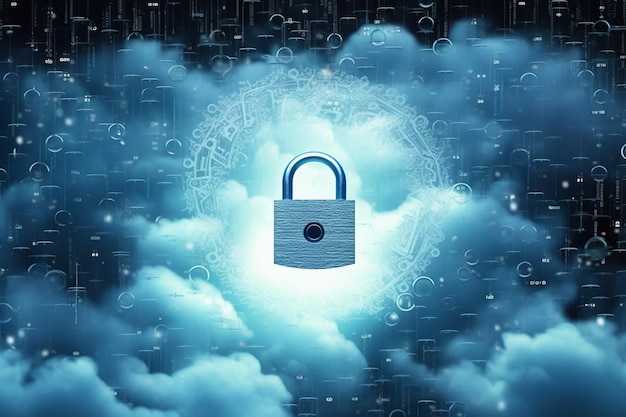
[122,352,291,417]
[0,351,169,417]
[0,349,290,417]
[438,319,626,417]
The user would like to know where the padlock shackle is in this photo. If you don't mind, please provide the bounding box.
[282,151,347,200]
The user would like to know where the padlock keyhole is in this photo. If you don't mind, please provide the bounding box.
[304,222,324,242]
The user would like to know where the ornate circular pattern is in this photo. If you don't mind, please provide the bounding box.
[185,68,448,316]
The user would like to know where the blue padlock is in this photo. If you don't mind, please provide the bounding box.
[274,152,355,269]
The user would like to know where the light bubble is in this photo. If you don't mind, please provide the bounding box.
[450,183,472,203]
[520,72,538,90]
[396,293,415,311]
[510,148,530,166]
[590,165,608,182]
[516,261,533,278]
[370,29,387,46]
[449,403,467,417]
[154,324,167,338]
[0,303,13,324]
[188,265,210,283]
[384,311,400,326]
[165,138,182,156]
[484,121,503,139]
[275,47,294,64]
[45,134,64,153]
[389,409,407,417]
[210,54,233,75]
[108,123,126,140]
[456,266,474,281]
[418,16,435,32]
[577,69,594,86]
[269,14,284,30]
[29,162,51,182]
[45,270,67,290]
[167,65,187,82]
[464,249,479,266]
[584,236,609,261]
[432,120,447,136]
[433,38,453,55]
[593,89,610,104]
[412,276,435,297]
[327,33,343,49]
[118,292,135,309]
[54,210,72,226]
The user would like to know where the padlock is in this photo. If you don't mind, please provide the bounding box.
[274,151,355,269]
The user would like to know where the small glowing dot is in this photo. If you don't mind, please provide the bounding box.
[497,400,506,411]
[186,242,194,250]
[509,202,518,211]
[41,349,50,357]
[6,335,15,345]
[494,324,501,331]
[104,214,113,223]
[562,180,569,188]
[15,136,24,145]
[596,316,606,326]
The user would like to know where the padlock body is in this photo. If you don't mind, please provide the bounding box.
[274,199,355,269]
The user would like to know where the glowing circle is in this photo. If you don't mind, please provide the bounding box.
[584,236,609,261]
[168,65,187,82]
[457,267,474,281]
[516,261,533,278]
[45,134,64,153]
[154,324,167,338]
[510,149,530,166]
[327,33,343,49]
[433,38,453,55]
[165,138,183,156]
[397,293,416,311]
[590,165,608,182]
[188,265,210,283]
[54,210,72,226]
[45,270,67,290]
[27,263,49,280]
[276,47,294,64]
[29,162,51,182]
[370,29,387,46]
[450,183,472,203]
[449,403,467,417]
[108,123,126,140]
[384,311,400,326]
[412,276,435,297]
[0,303,13,324]
[418,16,435,32]
[186,69,447,317]
[593,89,610,104]
[210,55,233,75]
[577,70,594,87]
[520,72,538,90]
[118,292,136,309]
[269,14,285,30]
[464,249,480,266]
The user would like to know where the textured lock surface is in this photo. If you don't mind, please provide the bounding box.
[274,199,355,269]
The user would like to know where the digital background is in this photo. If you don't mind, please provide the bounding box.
[0,1,625,416]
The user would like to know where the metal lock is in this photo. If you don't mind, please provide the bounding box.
[274,151,355,269]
